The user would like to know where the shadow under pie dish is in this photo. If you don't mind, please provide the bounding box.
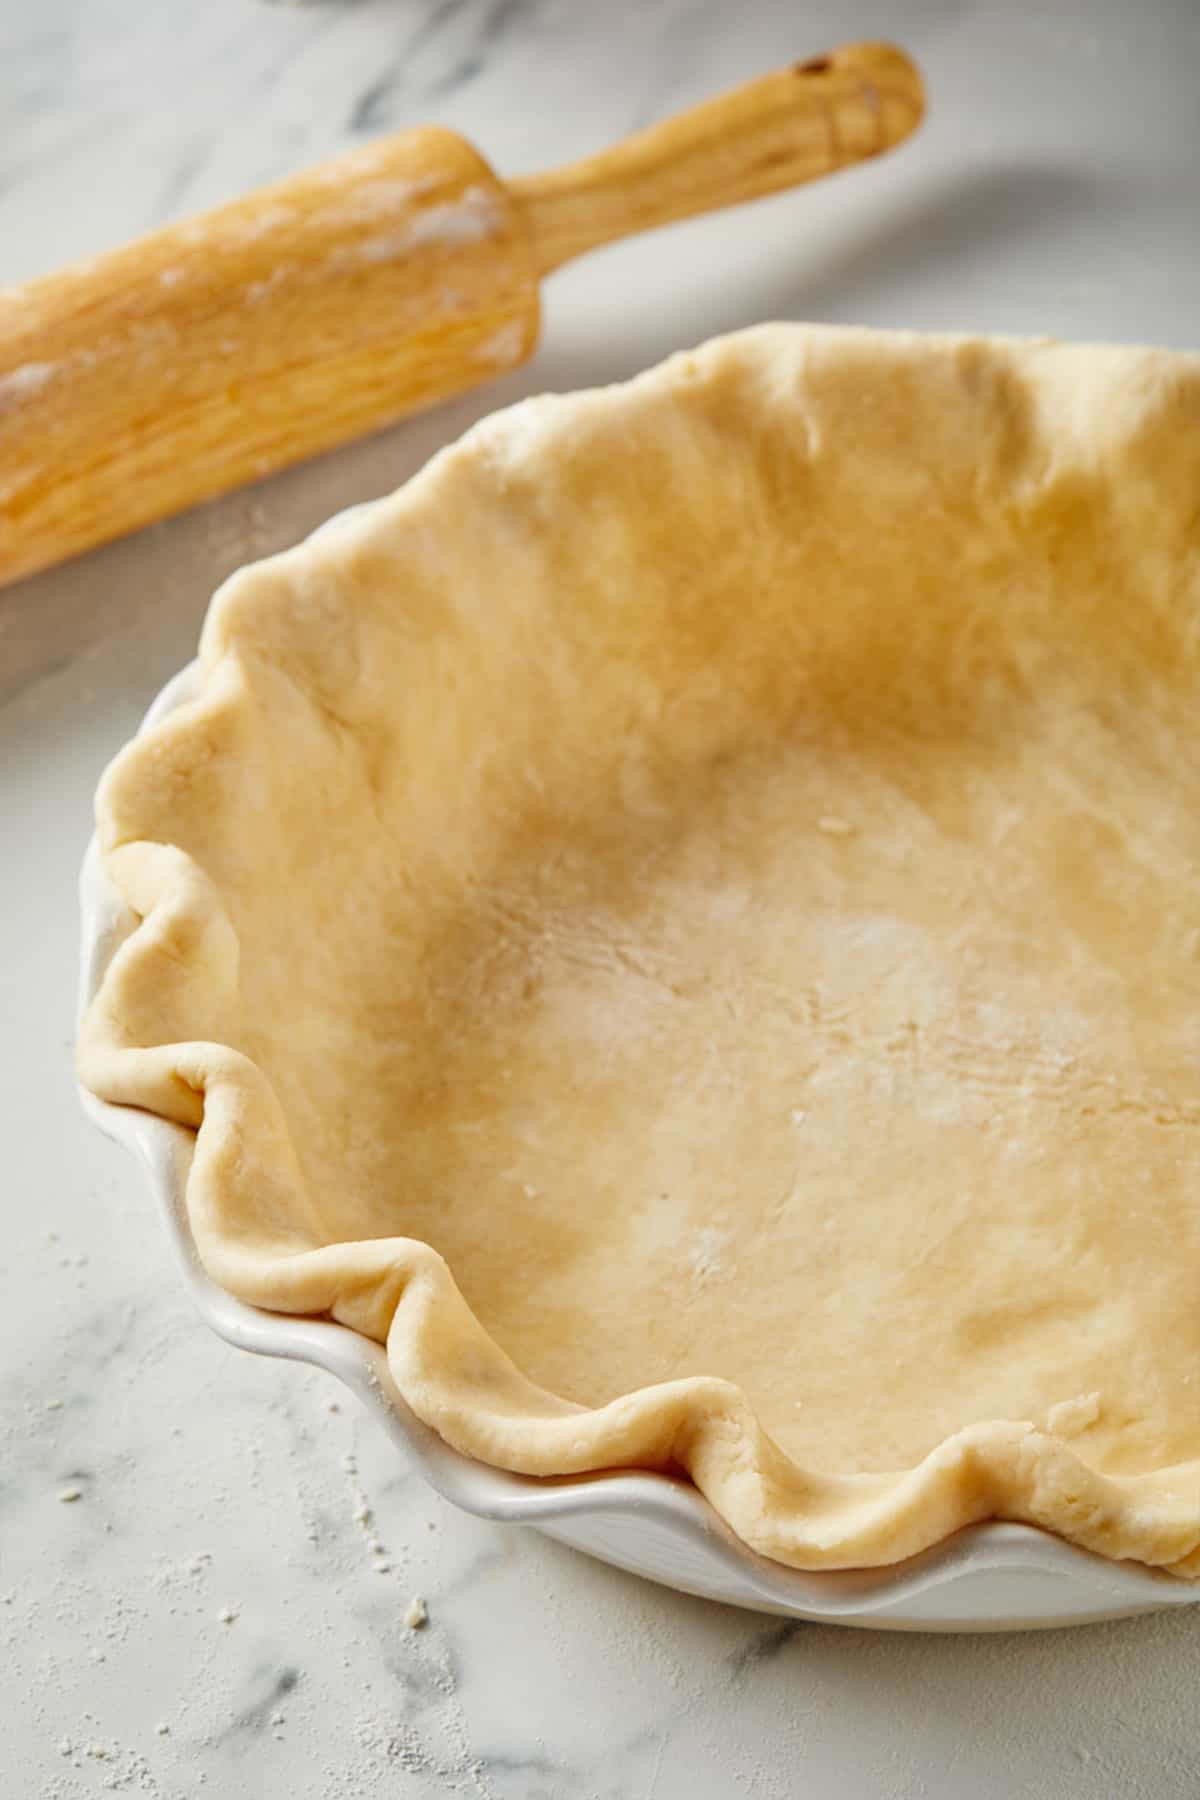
[79,321,1200,1578]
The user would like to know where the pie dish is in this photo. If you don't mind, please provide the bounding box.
[79,322,1200,1578]
[77,666,1200,1630]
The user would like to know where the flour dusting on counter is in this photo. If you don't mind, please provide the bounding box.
[8,0,1200,1796]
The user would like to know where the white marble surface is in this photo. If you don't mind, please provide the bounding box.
[4,0,1200,1793]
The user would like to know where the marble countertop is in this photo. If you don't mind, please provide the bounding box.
[4,0,1200,1794]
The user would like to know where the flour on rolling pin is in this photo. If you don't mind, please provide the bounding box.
[0,43,924,586]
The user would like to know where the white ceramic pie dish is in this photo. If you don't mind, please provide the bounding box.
[76,513,1200,1633]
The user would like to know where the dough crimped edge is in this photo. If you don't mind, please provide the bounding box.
[78,323,1200,1575]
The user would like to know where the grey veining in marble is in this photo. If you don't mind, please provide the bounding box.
[3,0,1200,1794]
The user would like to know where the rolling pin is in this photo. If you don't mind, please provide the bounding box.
[0,42,924,588]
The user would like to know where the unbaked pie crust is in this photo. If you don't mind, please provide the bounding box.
[80,324,1200,1573]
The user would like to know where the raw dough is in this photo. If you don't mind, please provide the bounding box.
[80,324,1200,1573]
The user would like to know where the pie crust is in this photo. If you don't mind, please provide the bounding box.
[80,324,1200,1574]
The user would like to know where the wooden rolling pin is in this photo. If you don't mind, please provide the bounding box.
[0,42,924,587]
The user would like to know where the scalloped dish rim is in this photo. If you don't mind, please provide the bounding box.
[75,626,1200,1633]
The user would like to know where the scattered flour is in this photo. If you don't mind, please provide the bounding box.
[686,1227,731,1286]
[471,320,525,367]
[0,360,55,406]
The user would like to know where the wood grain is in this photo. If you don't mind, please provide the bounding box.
[512,43,926,275]
[0,44,924,587]
[0,129,538,586]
